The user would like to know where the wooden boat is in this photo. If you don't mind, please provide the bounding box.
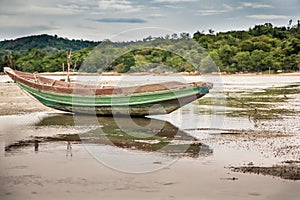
[4,67,212,116]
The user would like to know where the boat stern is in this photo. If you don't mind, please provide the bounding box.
[192,82,213,94]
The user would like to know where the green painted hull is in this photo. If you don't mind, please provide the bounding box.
[17,81,209,116]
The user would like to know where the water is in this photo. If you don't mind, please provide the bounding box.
[0,74,300,199]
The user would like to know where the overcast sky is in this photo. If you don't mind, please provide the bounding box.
[0,0,299,41]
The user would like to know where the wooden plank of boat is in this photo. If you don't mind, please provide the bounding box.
[4,67,213,116]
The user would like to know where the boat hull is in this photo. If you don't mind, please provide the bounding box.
[17,81,206,116]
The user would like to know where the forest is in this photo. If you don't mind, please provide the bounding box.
[1,22,300,74]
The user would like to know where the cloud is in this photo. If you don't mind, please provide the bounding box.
[242,2,274,9]
[148,13,165,18]
[247,14,289,20]
[0,4,80,16]
[95,18,147,23]
[153,0,197,2]
[98,0,143,12]
[223,4,233,10]
[196,9,227,16]
[56,4,90,12]
[0,13,16,16]
[196,4,233,16]
[164,5,184,9]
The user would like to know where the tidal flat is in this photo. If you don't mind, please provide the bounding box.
[0,74,300,200]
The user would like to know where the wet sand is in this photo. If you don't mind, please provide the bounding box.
[231,163,300,180]
[213,129,300,180]
[1,145,300,200]
[0,82,52,115]
[1,78,300,199]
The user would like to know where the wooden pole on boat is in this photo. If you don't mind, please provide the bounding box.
[66,50,72,82]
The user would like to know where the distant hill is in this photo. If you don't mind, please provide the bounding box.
[0,34,100,57]
[1,23,299,74]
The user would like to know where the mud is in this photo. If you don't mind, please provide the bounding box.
[231,161,300,180]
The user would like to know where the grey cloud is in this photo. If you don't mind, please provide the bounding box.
[95,18,147,23]
[247,14,290,20]
[97,0,144,13]
[242,2,274,9]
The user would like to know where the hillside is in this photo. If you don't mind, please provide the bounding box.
[0,34,100,57]
[194,23,300,73]
[1,23,300,74]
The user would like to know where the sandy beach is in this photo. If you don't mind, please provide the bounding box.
[0,82,52,115]
[1,75,300,200]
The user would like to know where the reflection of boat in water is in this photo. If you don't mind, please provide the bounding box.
[5,114,213,158]
[4,67,212,116]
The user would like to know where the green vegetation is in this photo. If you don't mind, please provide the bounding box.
[0,34,99,56]
[1,47,94,73]
[1,22,300,73]
[194,22,300,73]
[80,39,210,73]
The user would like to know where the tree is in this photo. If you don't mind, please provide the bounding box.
[180,32,191,39]
[232,51,252,72]
[1,53,15,69]
[209,50,223,71]
[288,19,293,30]
[250,24,273,36]
[208,29,215,35]
[251,50,268,72]
[114,53,135,73]
[218,44,238,68]
[200,56,217,73]
[193,31,205,41]
[166,55,185,72]
[171,33,179,40]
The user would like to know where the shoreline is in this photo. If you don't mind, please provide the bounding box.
[2,71,300,77]
[37,71,300,76]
